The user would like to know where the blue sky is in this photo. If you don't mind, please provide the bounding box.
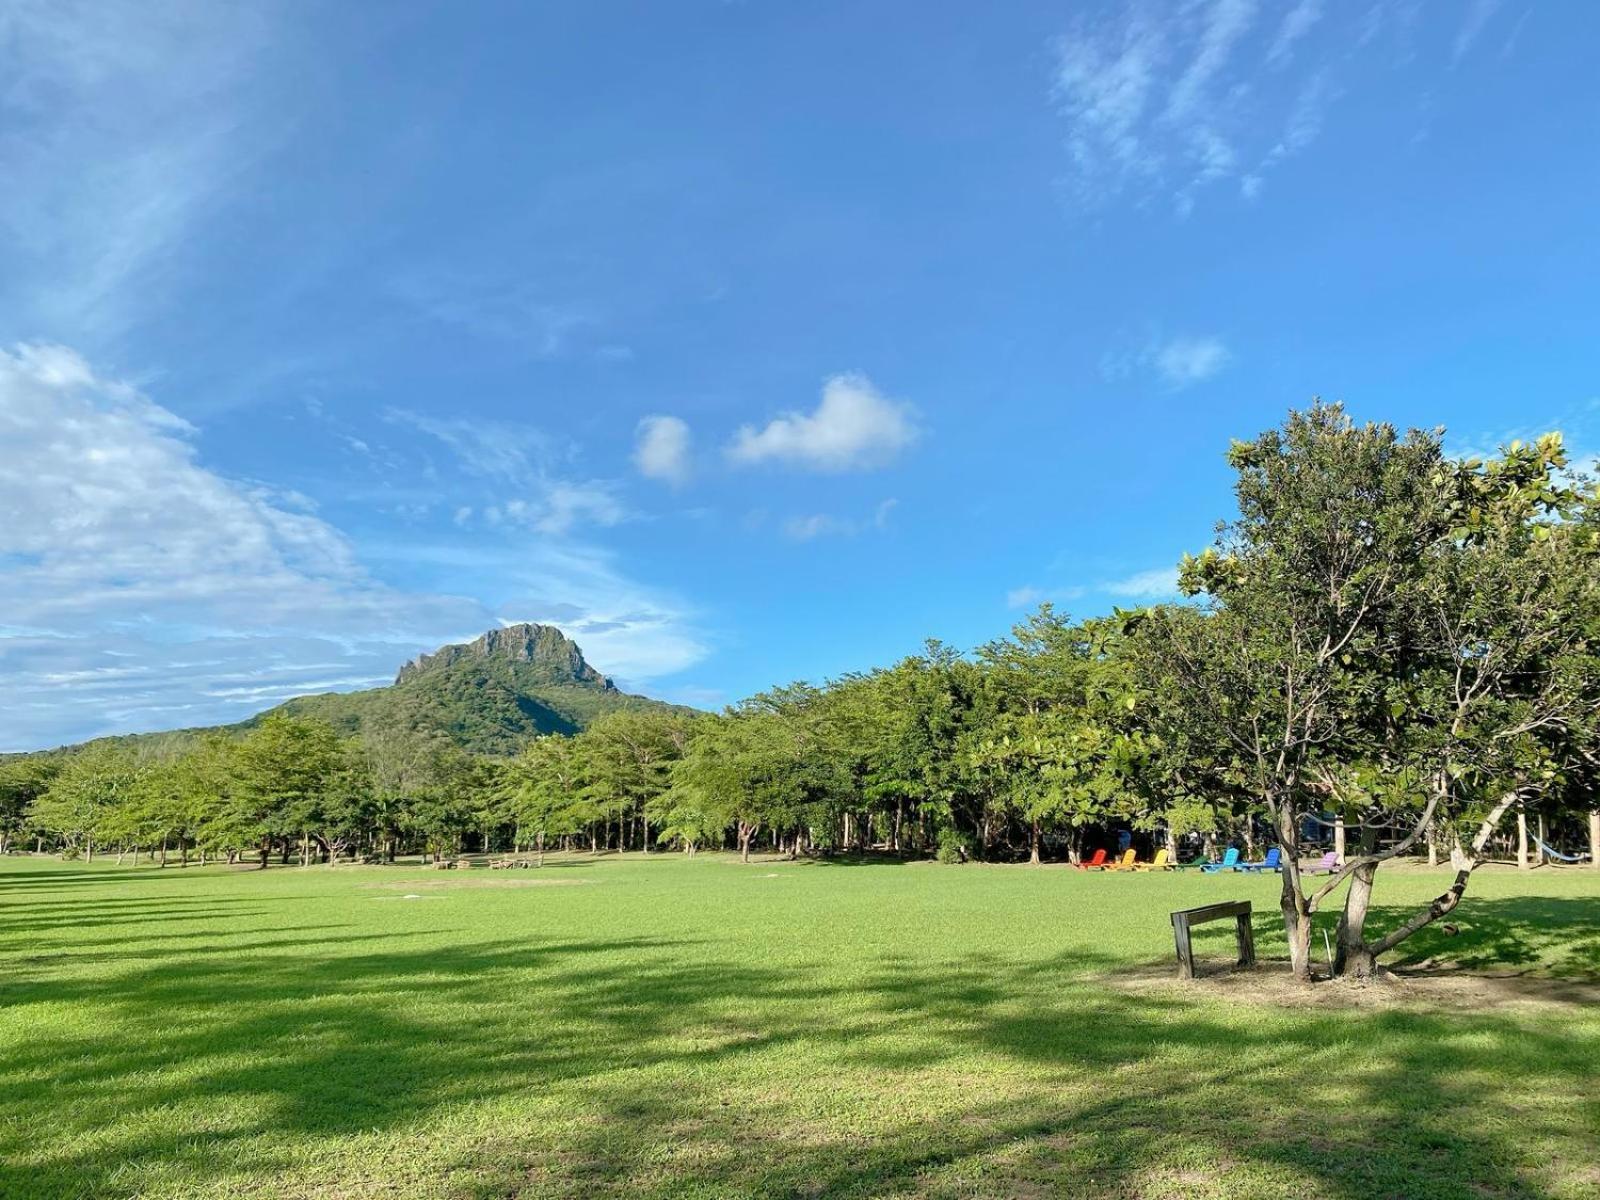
[2,0,1598,750]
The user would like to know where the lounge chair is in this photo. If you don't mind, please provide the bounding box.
[1169,852,1211,870]
[1236,847,1282,873]
[1073,848,1108,870]
[1132,848,1171,871]
[1104,849,1138,871]
[1199,847,1241,873]
[1303,850,1339,874]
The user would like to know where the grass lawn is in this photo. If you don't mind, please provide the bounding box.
[2,853,1598,1199]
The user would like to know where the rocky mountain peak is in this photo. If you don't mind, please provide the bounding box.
[394,623,615,690]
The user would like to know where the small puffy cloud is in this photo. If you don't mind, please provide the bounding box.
[1154,336,1232,387]
[1006,586,1046,609]
[1102,334,1232,389]
[728,373,918,472]
[633,415,692,485]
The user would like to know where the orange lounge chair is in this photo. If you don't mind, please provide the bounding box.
[1132,848,1171,871]
[1104,849,1138,870]
[1073,848,1108,870]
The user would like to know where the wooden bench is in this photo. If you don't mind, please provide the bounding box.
[1170,900,1255,979]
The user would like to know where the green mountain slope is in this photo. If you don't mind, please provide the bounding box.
[23,624,677,760]
[270,623,673,754]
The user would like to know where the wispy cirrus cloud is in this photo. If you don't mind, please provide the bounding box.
[1452,0,1507,64]
[0,1,287,342]
[1049,0,1462,215]
[1266,0,1326,68]
[781,499,899,542]
[385,407,628,536]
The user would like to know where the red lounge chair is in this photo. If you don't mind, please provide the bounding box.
[1074,848,1108,870]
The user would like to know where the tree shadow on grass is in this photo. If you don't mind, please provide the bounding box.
[1368,895,1600,979]
[1,900,1596,1197]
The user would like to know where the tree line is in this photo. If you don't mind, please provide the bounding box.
[5,403,1599,980]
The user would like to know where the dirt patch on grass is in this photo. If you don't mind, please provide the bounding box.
[357,877,595,890]
[1106,959,1600,1012]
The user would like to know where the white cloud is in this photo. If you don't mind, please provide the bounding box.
[1452,0,1506,63]
[389,407,628,536]
[0,2,283,341]
[728,374,918,472]
[1266,0,1325,68]
[0,345,701,748]
[1154,336,1232,387]
[386,266,592,358]
[1104,333,1233,389]
[1006,586,1046,609]
[0,344,493,747]
[1048,0,1446,216]
[634,415,692,485]
[1164,0,1258,126]
[784,514,850,541]
[1101,566,1182,598]
[384,408,547,481]
[780,499,899,542]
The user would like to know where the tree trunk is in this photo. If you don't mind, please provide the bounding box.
[1029,819,1041,866]
[1273,803,1312,981]
[1590,811,1600,870]
[1334,858,1379,978]
[160,838,168,868]
[1517,804,1529,870]
[1333,813,1345,864]
[1346,793,1518,969]
[893,800,903,854]
[1426,821,1438,867]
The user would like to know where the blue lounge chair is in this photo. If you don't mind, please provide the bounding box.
[1237,847,1282,873]
[1200,847,1240,874]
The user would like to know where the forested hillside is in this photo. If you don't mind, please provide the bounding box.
[274,623,673,753]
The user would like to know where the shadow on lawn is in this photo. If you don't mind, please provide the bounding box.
[1375,895,1600,978]
[0,895,1594,1198]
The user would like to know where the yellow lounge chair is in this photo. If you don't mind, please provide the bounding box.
[1104,849,1138,870]
[1132,848,1171,871]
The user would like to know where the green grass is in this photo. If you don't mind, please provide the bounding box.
[2,854,1598,1199]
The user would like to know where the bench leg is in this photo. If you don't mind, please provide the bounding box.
[1173,919,1195,980]
[1235,914,1256,969]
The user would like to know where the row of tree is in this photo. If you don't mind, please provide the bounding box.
[6,404,1599,980]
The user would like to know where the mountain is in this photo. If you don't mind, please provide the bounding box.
[271,623,673,754]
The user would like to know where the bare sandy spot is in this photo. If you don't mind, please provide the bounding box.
[1106,959,1600,1012]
